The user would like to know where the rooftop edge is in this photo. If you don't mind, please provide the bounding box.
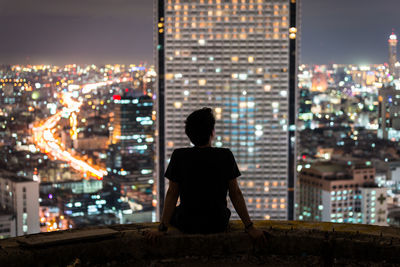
[0,220,399,266]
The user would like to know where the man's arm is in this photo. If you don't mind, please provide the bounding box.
[228,178,252,226]
[160,180,180,226]
[228,178,266,242]
[145,181,179,242]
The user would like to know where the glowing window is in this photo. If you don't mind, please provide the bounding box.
[174,102,182,108]
[272,102,279,109]
[239,73,247,80]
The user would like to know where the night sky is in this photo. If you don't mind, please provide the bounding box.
[0,0,398,65]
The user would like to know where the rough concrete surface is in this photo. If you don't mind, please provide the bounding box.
[0,220,399,266]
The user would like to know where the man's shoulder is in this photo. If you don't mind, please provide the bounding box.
[173,147,191,153]
[218,147,232,154]
[172,147,192,157]
[173,147,232,155]
[211,147,233,158]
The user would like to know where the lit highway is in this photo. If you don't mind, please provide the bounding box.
[32,82,114,180]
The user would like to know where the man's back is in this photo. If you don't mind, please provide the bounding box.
[165,147,240,233]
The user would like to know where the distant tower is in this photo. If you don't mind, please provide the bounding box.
[388,32,398,77]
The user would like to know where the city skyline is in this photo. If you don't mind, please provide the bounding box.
[1,0,400,241]
[1,0,400,65]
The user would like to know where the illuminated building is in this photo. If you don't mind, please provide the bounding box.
[108,93,154,175]
[155,0,300,220]
[311,73,327,92]
[388,32,398,78]
[0,170,40,236]
[298,88,312,129]
[298,161,388,226]
[360,186,388,226]
[40,179,103,195]
[106,93,155,222]
[378,80,400,141]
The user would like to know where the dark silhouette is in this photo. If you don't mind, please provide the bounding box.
[146,108,265,242]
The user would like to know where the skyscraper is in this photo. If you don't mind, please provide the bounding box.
[388,32,397,78]
[155,0,300,220]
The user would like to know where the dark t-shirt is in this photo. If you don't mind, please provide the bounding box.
[164,147,241,233]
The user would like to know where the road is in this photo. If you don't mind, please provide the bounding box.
[32,82,115,180]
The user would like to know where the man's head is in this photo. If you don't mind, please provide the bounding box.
[185,107,215,146]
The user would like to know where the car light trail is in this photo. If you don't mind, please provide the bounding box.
[32,84,110,180]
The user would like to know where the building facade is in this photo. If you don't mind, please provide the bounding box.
[155,0,300,220]
[359,186,388,226]
[298,162,388,226]
[0,170,39,236]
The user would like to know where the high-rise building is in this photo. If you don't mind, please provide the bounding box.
[155,0,300,220]
[378,80,400,141]
[106,92,156,222]
[388,32,397,78]
[298,161,388,226]
[0,170,39,236]
[108,93,154,176]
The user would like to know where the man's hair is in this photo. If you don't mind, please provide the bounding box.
[185,107,215,146]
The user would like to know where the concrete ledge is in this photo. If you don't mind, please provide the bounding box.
[0,220,400,266]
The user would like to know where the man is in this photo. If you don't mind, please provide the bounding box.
[147,108,265,241]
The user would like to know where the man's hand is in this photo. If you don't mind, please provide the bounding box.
[246,226,267,244]
[144,229,166,244]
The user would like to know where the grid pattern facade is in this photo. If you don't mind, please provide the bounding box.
[157,0,298,220]
[298,165,388,226]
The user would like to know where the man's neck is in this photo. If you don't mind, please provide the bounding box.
[196,143,211,148]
